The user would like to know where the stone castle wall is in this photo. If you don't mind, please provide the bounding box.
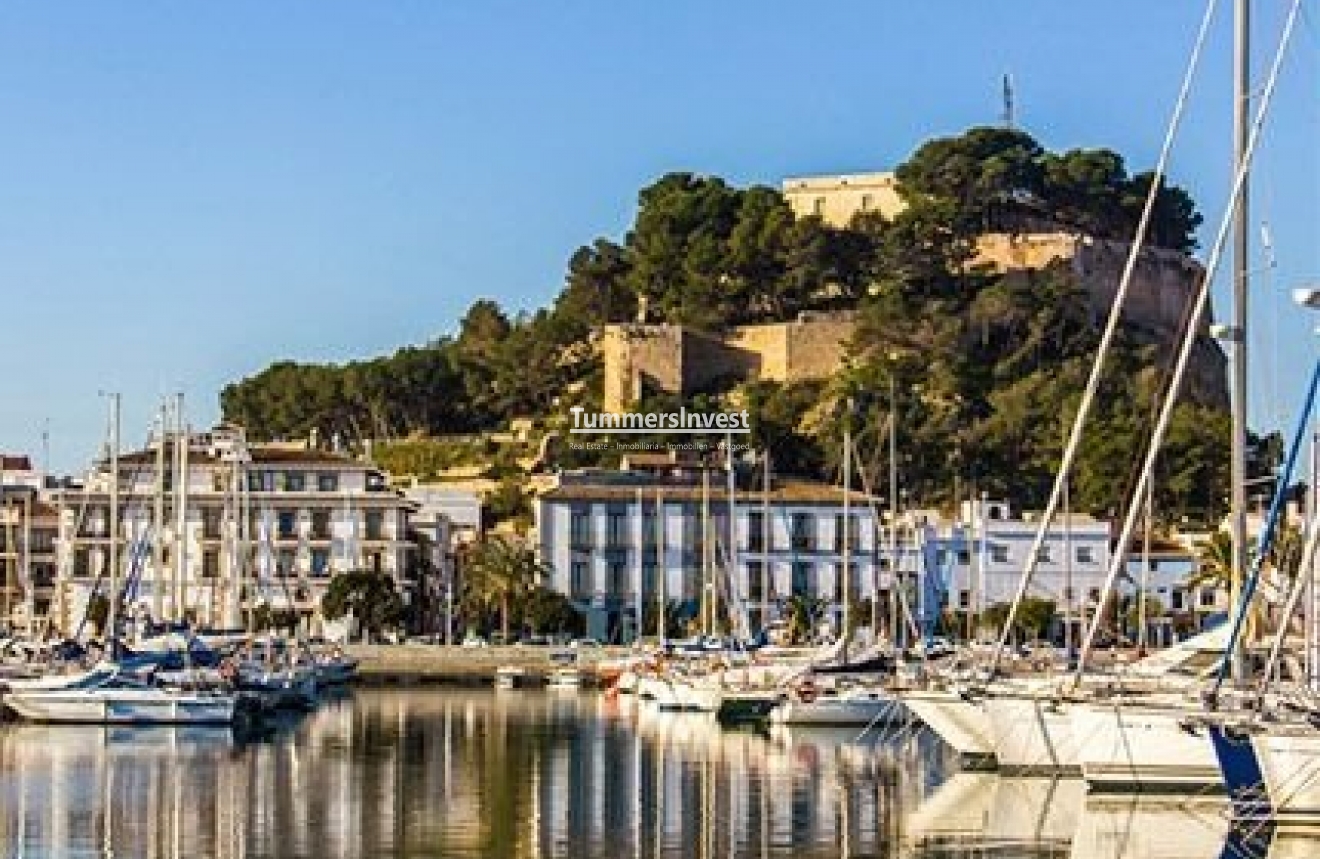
[973,232,1207,336]
[602,314,856,412]
[601,234,1220,411]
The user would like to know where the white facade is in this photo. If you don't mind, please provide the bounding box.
[48,427,415,634]
[936,498,1114,619]
[536,472,1116,643]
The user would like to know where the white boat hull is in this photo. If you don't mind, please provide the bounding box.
[899,689,996,765]
[985,695,1081,774]
[5,689,236,725]
[1252,730,1320,830]
[1070,701,1220,791]
[770,690,904,726]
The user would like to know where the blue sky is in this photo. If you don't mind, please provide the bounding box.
[0,1,1316,472]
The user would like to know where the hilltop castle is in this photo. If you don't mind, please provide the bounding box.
[600,171,1223,413]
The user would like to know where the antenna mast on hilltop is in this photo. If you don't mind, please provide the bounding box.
[1001,73,1015,129]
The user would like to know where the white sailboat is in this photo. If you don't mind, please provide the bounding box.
[769,684,903,726]
[4,666,236,724]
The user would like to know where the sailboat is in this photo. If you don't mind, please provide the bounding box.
[6,397,239,726]
[909,0,1307,787]
[4,664,237,724]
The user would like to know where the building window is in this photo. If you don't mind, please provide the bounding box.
[812,197,825,216]
[835,563,858,602]
[642,562,658,596]
[606,504,629,549]
[791,513,815,551]
[860,193,874,211]
[990,544,1009,564]
[959,589,970,609]
[317,473,338,492]
[1036,545,1052,563]
[1077,546,1095,564]
[276,548,296,576]
[1172,590,1185,611]
[277,509,297,540]
[1088,588,1101,605]
[365,510,384,541]
[1200,588,1217,608]
[73,549,91,578]
[834,514,860,552]
[311,548,330,577]
[608,559,629,597]
[201,507,223,540]
[682,509,704,558]
[682,567,701,601]
[80,506,109,538]
[285,472,306,492]
[747,560,765,601]
[368,551,383,573]
[30,528,54,553]
[956,549,971,566]
[570,561,591,598]
[791,561,812,597]
[642,504,659,548]
[202,549,220,579]
[748,510,765,552]
[310,509,331,540]
[570,505,593,552]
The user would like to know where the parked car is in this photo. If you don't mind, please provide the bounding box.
[569,638,602,649]
[461,634,489,648]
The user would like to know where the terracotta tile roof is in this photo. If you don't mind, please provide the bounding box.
[248,447,364,466]
[0,455,33,471]
[541,478,874,507]
[112,446,366,469]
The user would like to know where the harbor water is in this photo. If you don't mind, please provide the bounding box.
[0,688,1294,858]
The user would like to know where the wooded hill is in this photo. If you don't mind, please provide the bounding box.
[221,126,1256,527]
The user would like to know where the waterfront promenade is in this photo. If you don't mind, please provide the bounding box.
[342,643,633,684]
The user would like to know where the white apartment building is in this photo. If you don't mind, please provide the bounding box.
[937,498,1114,626]
[536,469,1117,644]
[47,425,416,635]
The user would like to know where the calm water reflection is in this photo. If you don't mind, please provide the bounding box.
[0,688,1285,858]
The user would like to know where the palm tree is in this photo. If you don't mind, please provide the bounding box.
[1187,530,1235,592]
[461,535,548,643]
[783,593,827,645]
[1188,529,1262,637]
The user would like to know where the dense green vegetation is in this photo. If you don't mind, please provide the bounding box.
[221,126,1238,525]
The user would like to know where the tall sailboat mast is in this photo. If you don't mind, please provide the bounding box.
[725,431,738,640]
[173,392,188,623]
[841,398,852,661]
[701,458,711,637]
[106,393,121,656]
[1227,0,1251,682]
[655,488,666,646]
[152,400,167,624]
[634,487,643,646]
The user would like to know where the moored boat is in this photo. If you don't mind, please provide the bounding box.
[4,669,237,725]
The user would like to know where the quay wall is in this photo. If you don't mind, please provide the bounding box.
[342,644,632,684]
